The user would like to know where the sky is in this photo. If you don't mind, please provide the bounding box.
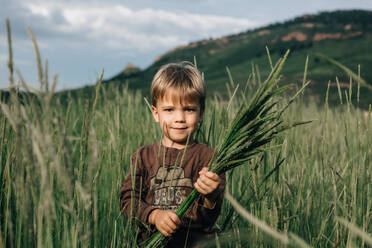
[0,0,371,90]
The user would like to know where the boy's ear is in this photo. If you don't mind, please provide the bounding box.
[151,105,160,122]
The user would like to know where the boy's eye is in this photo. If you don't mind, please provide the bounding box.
[185,108,196,112]
[164,108,173,112]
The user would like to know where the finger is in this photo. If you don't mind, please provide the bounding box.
[199,174,217,187]
[162,222,175,235]
[159,228,170,237]
[200,177,220,194]
[198,178,212,191]
[166,218,177,231]
[194,182,203,194]
[195,181,209,194]
[195,185,207,195]
[205,171,219,181]
[199,167,208,175]
[158,218,173,235]
[169,213,181,225]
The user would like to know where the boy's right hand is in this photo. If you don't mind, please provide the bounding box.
[148,209,181,236]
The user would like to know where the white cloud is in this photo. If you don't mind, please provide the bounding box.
[1,0,263,89]
[27,4,51,18]
[20,2,260,51]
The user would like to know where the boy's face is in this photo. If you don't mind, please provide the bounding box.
[151,92,202,149]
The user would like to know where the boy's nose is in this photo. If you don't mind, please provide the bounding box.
[174,110,186,122]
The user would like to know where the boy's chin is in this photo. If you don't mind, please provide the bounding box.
[164,134,193,146]
[170,137,189,144]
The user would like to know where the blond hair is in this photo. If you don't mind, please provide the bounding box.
[151,62,206,113]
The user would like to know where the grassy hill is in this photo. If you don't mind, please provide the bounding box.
[60,10,372,108]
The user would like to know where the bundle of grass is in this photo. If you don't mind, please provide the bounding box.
[143,50,310,248]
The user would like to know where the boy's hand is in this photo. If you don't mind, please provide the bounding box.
[194,167,221,207]
[148,209,181,237]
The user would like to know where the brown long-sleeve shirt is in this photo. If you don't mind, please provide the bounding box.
[120,142,225,247]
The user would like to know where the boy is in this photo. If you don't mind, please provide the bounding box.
[120,62,225,247]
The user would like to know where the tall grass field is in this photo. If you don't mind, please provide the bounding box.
[0,24,371,247]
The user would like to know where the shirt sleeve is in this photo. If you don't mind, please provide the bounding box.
[190,146,226,231]
[196,172,226,230]
[119,150,157,225]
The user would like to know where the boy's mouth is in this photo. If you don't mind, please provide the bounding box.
[172,127,187,130]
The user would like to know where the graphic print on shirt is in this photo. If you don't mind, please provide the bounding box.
[150,166,193,210]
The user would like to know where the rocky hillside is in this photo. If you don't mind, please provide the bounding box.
[65,10,372,108]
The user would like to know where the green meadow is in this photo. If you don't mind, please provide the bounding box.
[1,60,371,248]
[1,17,372,247]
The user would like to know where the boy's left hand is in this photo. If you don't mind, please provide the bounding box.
[194,167,221,201]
